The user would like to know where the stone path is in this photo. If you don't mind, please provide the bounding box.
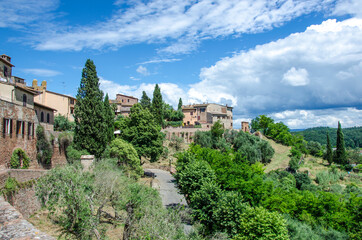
[144,168,192,234]
[0,196,54,240]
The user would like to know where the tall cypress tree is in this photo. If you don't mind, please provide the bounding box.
[178,98,183,110]
[151,84,163,126]
[73,59,107,158]
[326,131,333,165]
[140,91,151,109]
[104,93,115,144]
[334,121,347,165]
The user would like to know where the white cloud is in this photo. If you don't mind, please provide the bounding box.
[32,0,336,51]
[189,18,362,117]
[333,0,362,18]
[282,67,309,86]
[139,58,181,65]
[136,66,149,76]
[0,0,58,28]
[270,108,362,129]
[22,68,61,77]
[99,77,186,108]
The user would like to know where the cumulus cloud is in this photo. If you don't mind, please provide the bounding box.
[189,18,362,118]
[136,66,149,76]
[270,108,362,129]
[282,67,309,86]
[99,77,186,108]
[22,68,61,77]
[32,0,336,51]
[0,0,58,28]
[333,0,362,18]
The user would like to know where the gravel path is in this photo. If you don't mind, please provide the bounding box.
[144,168,192,234]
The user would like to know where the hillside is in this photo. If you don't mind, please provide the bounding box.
[292,126,361,148]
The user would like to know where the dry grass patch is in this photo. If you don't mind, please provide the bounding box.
[264,138,291,172]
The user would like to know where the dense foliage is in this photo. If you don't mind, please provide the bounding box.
[293,126,362,148]
[151,84,163,126]
[140,90,151,109]
[54,115,75,131]
[36,161,190,239]
[103,93,115,144]
[36,125,53,165]
[116,103,164,162]
[10,148,30,169]
[175,142,361,239]
[108,138,143,179]
[73,59,108,158]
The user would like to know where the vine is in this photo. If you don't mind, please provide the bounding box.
[10,148,30,169]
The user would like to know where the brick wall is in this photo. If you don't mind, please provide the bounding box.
[0,100,37,169]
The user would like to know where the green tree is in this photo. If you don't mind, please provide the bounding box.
[233,206,289,240]
[109,138,143,179]
[36,125,53,165]
[178,98,183,110]
[118,104,164,162]
[325,132,333,165]
[251,115,274,134]
[334,122,347,165]
[211,120,224,140]
[54,115,75,131]
[73,59,107,158]
[103,93,115,143]
[151,84,163,126]
[140,91,151,109]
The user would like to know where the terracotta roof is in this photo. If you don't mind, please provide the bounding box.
[116,94,138,100]
[0,57,14,67]
[15,85,41,95]
[45,90,76,100]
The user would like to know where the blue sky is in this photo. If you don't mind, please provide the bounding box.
[1,0,361,129]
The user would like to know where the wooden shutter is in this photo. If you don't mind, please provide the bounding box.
[10,119,13,138]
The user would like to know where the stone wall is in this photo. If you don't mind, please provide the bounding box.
[0,169,47,188]
[0,196,54,239]
[162,127,209,143]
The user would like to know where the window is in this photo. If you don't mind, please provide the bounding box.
[35,110,37,116]
[28,122,34,137]
[190,112,193,116]
[70,99,74,104]
[200,108,205,113]
[16,121,24,135]
[128,99,130,102]
[41,112,44,122]
[23,94,27,107]
[3,118,12,135]
[4,66,8,77]
[47,113,50,123]
[70,108,74,114]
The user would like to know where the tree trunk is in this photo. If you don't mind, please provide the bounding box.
[123,203,134,240]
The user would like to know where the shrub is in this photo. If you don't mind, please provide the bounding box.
[66,145,89,163]
[58,131,73,155]
[10,148,30,169]
[289,156,300,173]
[233,206,289,240]
[36,125,53,165]
[294,172,311,190]
[54,114,75,131]
[1,177,19,196]
[169,135,184,152]
[109,138,143,179]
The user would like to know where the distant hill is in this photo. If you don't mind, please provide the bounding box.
[292,126,362,148]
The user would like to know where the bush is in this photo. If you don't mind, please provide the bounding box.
[294,172,311,190]
[54,114,75,131]
[109,138,143,179]
[36,125,53,165]
[10,148,30,169]
[58,131,73,155]
[289,156,300,173]
[66,145,89,163]
[233,206,289,240]
[169,135,184,152]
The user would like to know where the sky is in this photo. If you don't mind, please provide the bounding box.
[0,0,361,129]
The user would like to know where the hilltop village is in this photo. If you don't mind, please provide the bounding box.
[0,55,360,240]
[0,54,250,169]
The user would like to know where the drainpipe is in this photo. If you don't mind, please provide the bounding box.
[11,88,15,102]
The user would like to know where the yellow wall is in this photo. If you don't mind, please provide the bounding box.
[34,90,75,121]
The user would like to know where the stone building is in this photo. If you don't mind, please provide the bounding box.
[110,94,138,117]
[31,80,76,121]
[0,54,14,83]
[241,121,250,132]
[182,103,233,129]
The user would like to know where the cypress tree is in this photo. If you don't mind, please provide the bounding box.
[104,93,115,144]
[151,84,163,126]
[178,98,183,110]
[73,59,107,158]
[326,132,333,165]
[335,121,347,165]
[140,91,151,109]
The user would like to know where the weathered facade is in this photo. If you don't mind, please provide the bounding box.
[0,54,14,83]
[32,80,76,121]
[110,94,139,117]
[182,103,233,129]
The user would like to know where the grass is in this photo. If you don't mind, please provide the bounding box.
[264,138,291,172]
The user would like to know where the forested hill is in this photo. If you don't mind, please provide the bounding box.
[293,126,361,148]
